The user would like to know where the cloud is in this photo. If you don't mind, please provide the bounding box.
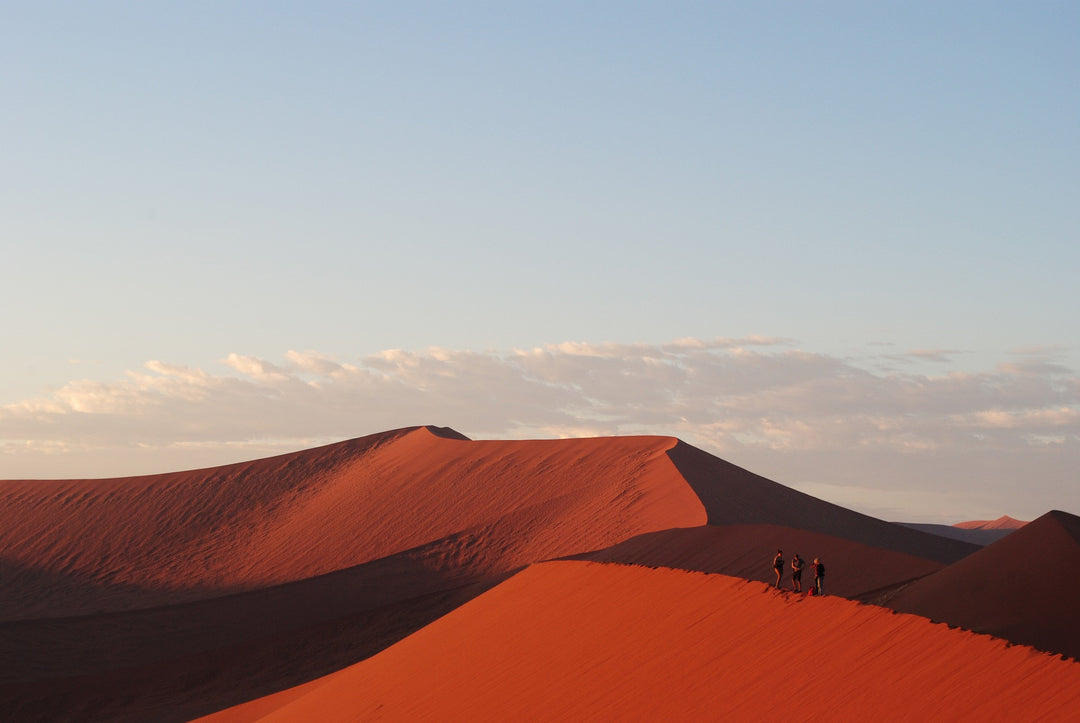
[1,338,1077,520]
[905,349,968,363]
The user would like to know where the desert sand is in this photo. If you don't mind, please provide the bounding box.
[203,561,1080,722]
[573,523,944,600]
[0,426,1074,721]
[887,509,1080,661]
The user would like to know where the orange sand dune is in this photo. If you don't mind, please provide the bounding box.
[0,426,701,619]
[954,514,1028,530]
[204,561,1080,722]
[0,427,971,622]
[0,427,986,720]
[574,523,943,599]
[887,509,1080,661]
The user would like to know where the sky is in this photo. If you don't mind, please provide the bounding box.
[2,2,1077,522]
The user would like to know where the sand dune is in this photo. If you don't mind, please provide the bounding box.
[667,441,975,563]
[573,523,943,599]
[895,521,1017,546]
[954,514,1028,530]
[887,509,1080,661]
[0,426,1062,720]
[202,561,1080,722]
[0,426,701,620]
[0,427,708,720]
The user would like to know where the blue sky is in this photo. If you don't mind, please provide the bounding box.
[2,2,1077,521]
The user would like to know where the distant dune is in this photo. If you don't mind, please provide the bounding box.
[0,426,1069,721]
[954,514,1029,530]
[887,510,1080,661]
[895,522,1017,546]
[201,561,1080,722]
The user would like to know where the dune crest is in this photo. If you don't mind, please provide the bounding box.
[202,561,1080,722]
[667,441,975,563]
[0,426,702,620]
[888,510,1080,661]
[574,523,943,599]
[953,514,1028,530]
[2,426,1066,720]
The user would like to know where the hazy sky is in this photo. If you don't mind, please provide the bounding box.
[2,2,1077,522]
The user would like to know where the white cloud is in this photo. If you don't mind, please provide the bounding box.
[1,338,1077,519]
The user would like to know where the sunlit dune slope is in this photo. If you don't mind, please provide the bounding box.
[667,442,976,563]
[202,561,1080,722]
[574,523,943,599]
[0,426,703,619]
[954,514,1028,530]
[887,509,1080,661]
[0,426,994,721]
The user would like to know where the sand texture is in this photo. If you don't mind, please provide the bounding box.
[0,426,1072,721]
[203,561,1080,722]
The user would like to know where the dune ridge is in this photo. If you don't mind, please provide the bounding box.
[0,426,701,620]
[895,521,1017,546]
[1,426,1066,721]
[954,514,1028,530]
[202,561,1080,722]
[887,509,1080,661]
[573,523,944,599]
[667,441,975,563]
[1,426,711,720]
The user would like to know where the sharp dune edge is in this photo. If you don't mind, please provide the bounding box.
[201,562,1080,722]
[0,426,1075,721]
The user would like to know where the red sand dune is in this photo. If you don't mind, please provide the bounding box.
[887,509,1080,661]
[954,514,1029,530]
[202,561,1080,722]
[574,523,944,599]
[0,426,1023,720]
[0,427,708,720]
[0,426,702,620]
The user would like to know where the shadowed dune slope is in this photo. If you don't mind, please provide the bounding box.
[1,428,997,721]
[895,522,1016,546]
[573,524,943,599]
[0,426,703,620]
[0,574,498,723]
[202,561,1080,722]
[667,442,976,564]
[887,510,1080,661]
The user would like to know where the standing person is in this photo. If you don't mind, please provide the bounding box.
[813,557,826,595]
[773,549,784,588]
[790,553,803,592]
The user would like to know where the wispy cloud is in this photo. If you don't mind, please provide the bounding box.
[2,337,1077,521]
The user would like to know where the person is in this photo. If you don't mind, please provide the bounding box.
[813,557,825,595]
[773,549,784,588]
[790,553,803,592]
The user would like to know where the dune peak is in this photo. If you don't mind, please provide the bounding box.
[953,514,1028,530]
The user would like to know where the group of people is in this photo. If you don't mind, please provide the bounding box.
[772,549,825,595]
